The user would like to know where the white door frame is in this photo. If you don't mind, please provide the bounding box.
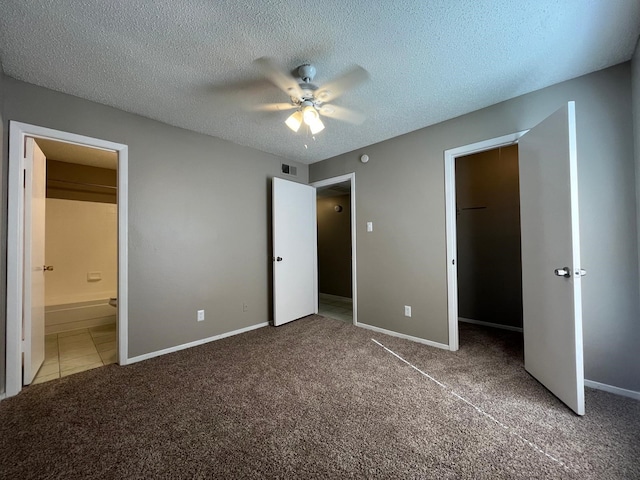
[311,173,358,325]
[444,132,526,351]
[6,121,129,398]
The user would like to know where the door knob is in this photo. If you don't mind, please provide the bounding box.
[554,267,570,278]
[43,265,54,272]
[274,257,283,262]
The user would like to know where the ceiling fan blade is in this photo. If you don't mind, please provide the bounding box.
[254,57,303,99]
[252,103,297,112]
[314,65,369,103]
[318,104,366,125]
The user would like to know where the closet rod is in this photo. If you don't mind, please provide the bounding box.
[47,178,117,190]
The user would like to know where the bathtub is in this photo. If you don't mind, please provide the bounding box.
[45,298,117,335]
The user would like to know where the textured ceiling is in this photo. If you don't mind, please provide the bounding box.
[1,1,639,164]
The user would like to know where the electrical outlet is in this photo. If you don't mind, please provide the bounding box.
[242,303,248,312]
[197,310,205,322]
[404,305,412,317]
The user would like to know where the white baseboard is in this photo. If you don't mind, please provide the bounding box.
[356,322,449,350]
[459,317,523,333]
[584,380,640,401]
[127,322,269,365]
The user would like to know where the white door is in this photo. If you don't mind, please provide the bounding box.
[518,102,585,415]
[23,137,47,385]
[272,177,317,326]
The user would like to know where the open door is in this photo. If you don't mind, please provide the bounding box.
[519,102,585,415]
[272,177,317,326]
[23,137,47,385]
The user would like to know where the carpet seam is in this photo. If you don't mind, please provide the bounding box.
[371,338,573,472]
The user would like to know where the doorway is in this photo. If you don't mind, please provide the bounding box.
[455,144,524,348]
[311,173,357,325]
[445,103,585,415]
[31,138,119,384]
[444,132,526,351]
[6,122,129,398]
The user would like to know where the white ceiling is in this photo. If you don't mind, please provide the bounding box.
[1,1,639,164]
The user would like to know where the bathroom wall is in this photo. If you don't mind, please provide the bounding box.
[317,194,352,298]
[455,145,522,328]
[45,198,118,306]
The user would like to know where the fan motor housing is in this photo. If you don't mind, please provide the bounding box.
[297,64,316,83]
[290,84,318,105]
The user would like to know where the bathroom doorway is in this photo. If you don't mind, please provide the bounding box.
[31,138,119,384]
[6,122,129,398]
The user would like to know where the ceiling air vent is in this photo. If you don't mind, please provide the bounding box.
[281,163,297,176]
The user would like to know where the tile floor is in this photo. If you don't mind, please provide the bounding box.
[318,293,353,323]
[32,324,117,385]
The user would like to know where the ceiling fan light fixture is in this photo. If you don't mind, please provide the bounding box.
[309,117,325,134]
[285,111,303,132]
[254,58,369,138]
[302,105,319,125]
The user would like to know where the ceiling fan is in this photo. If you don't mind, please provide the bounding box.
[252,57,369,135]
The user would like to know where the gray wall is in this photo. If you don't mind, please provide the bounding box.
[310,63,640,392]
[634,39,640,291]
[0,65,7,394]
[456,145,522,328]
[317,195,352,298]
[1,76,307,359]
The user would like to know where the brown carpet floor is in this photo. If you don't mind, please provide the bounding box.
[1,316,638,479]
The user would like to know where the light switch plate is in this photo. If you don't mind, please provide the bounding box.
[197,310,205,321]
[367,221,373,232]
[404,305,412,317]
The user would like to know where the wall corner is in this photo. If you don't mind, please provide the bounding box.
[632,37,640,304]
